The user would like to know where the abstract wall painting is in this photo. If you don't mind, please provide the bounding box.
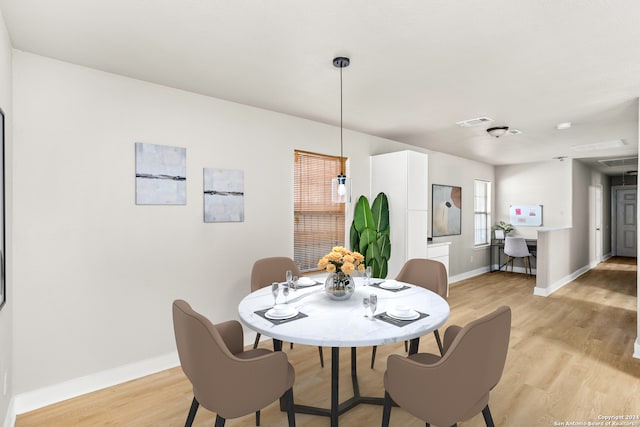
[135,142,186,205]
[432,184,462,237]
[203,168,244,222]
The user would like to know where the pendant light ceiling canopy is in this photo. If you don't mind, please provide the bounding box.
[331,56,351,204]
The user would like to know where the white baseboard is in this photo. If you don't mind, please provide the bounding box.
[634,338,640,359]
[533,264,591,297]
[2,397,15,427]
[14,352,179,415]
[449,266,490,284]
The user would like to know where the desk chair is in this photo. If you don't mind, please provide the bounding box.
[503,237,533,276]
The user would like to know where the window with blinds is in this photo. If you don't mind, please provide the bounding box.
[294,150,346,272]
[474,180,491,246]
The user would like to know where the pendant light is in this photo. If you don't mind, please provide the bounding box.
[331,56,351,204]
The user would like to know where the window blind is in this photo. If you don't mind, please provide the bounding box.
[294,150,346,272]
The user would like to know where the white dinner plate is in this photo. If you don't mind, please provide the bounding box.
[296,278,319,287]
[265,307,299,320]
[387,309,420,320]
[380,280,404,290]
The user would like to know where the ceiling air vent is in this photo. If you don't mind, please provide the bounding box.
[456,117,494,128]
[597,156,638,168]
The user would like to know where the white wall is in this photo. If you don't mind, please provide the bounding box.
[11,51,440,400]
[495,160,573,236]
[426,151,494,278]
[0,7,12,427]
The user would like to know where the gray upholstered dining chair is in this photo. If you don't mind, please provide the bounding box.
[503,236,533,276]
[251,256,325,367]
[172,299,296,427]
[370,258,448,368]
[382,305,511,427]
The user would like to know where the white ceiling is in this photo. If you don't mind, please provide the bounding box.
[1,0,639,175]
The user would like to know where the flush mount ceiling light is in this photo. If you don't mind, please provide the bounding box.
[456,116,494,127]
[486,126,509,138]
[556,122,572,130]
[571,139,626,152]
[331,56,351,204]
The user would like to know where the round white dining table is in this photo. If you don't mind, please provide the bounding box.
[238,278,450,427]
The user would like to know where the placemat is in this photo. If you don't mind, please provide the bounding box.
[374,311,429,327]
[369,282,410,292]
[254,308,309,325]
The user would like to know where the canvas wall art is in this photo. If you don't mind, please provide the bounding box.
[135,142,186,205]
[203,168,244,222]
[432,184,462,237]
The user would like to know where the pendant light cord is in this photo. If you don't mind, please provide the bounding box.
[340,64,344,175]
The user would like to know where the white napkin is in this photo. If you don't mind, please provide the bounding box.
[297,277,315,285]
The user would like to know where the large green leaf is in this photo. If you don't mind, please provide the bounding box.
[379,260,388,279]
[349,223,360,253]
[359,229,377,255]
[353,196,375,233]
[371,192,389,234]
[378,234,391,260]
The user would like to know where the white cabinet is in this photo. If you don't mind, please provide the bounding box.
[427,242,451,295]
[370,151,428,278]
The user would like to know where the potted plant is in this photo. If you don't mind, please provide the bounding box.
[349,192,391,279]
[494,220,514,237]
[317,246,365,300]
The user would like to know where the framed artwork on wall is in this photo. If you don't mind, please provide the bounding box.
[135,142,187,205]
[0,108,5,310]
[203,168,245,222]
[432,184,462,237]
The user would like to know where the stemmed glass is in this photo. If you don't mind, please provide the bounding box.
[271,282,279,306]
[365,266,372,286]
[362,297,370,317]
[292,276,298,291]
[283,284,290,304]
[369,294,378,318]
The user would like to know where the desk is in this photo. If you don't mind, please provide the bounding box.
[490,238,537,272]
[238,280,449,427]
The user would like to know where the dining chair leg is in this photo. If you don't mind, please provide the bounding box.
[381,391,393,427]
[255,410,260,426]
[283,387,296,427]
[253,333,261,349]
[434,329,444,355]
[482,404,495,427]
[214,414,226,427]
[404,340,408,353]
[370,345,377,369]
[318,346,324,368]
[185,397,199,427]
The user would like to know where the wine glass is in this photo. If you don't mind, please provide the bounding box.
[271,282,279,306]
[365,266,372,286]
[362,297,370,317]
[369,294,378,318]
[286,269,292,286]
[283,284,290,304]
[292,276,298,291]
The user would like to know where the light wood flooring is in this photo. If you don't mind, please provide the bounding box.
[16,257,640,426]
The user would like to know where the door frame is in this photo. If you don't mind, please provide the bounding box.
[611,184,637,256]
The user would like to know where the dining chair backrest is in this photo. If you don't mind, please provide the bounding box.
[385,306,512,427]
[172,299,293,419]
[251,257,302,292]
[504,237,531,258]
[395,258,447,298]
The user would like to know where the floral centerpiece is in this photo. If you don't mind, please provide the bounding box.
[318,246,365,300]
